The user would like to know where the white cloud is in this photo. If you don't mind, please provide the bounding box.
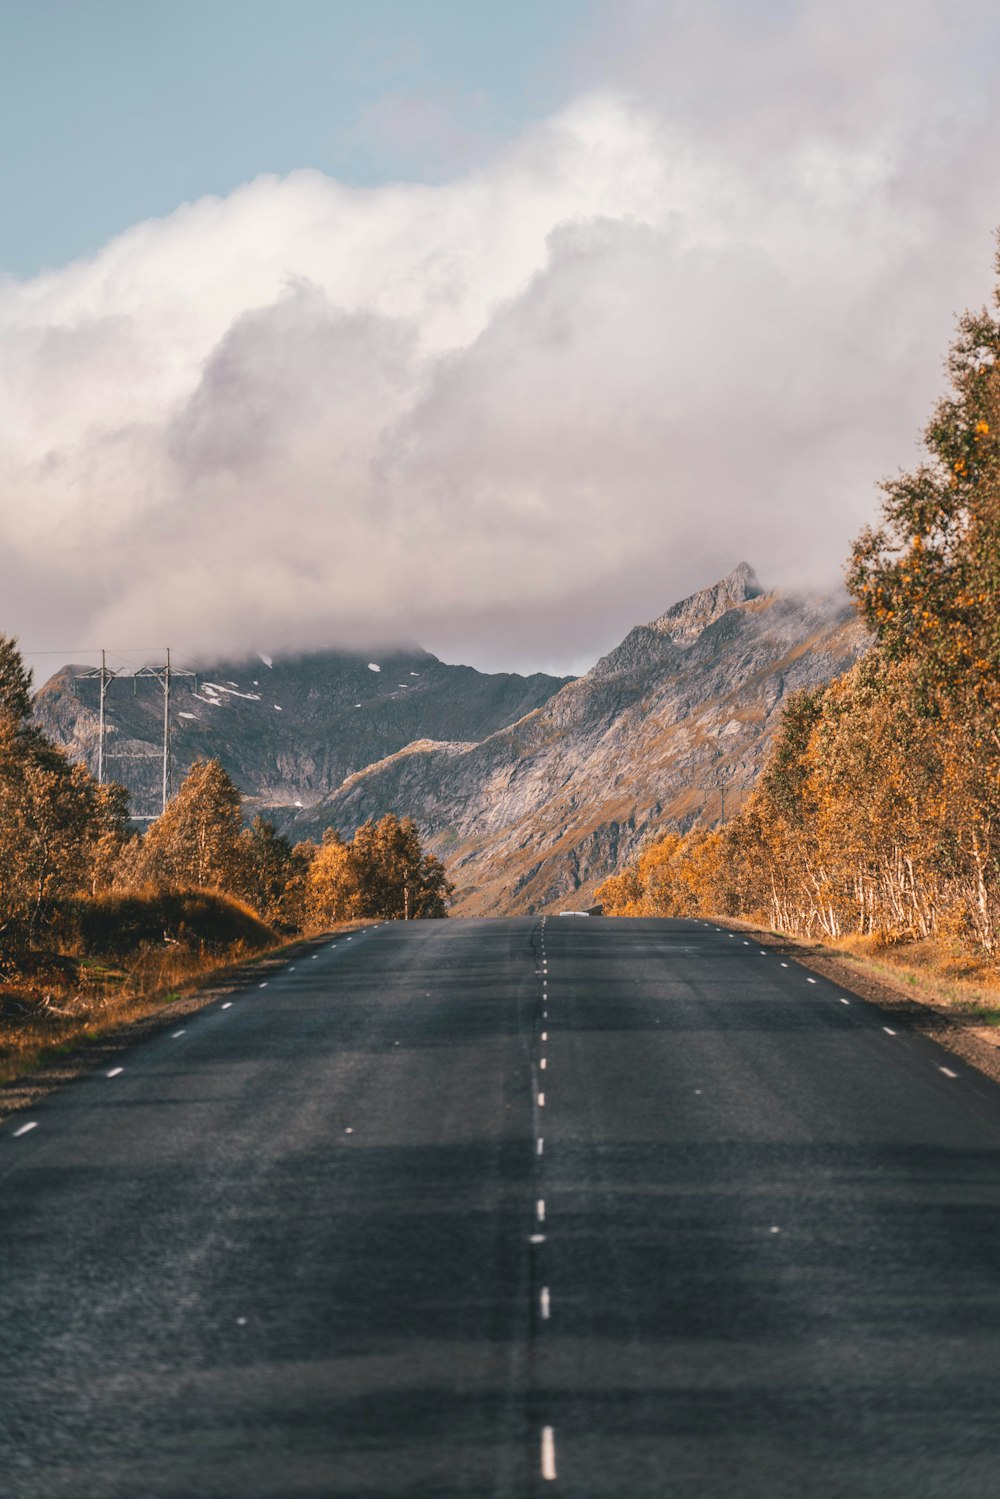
[3,0,999,673]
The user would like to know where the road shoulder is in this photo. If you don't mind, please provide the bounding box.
[716,915,1000,1086]
[0,933,339,1124]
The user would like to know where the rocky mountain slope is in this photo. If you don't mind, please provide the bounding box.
[288,565,869,913]
[33,648,569,819]
[34,564,868,912]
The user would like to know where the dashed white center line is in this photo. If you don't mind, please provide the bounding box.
[13,1121,37,1137]
[540,1286,551,1319]
[537,1199,546,1222]
[538,1092,546,1107]
[540,1058,547,1070]
[259,982,268,988]
[541,1031,548,1041]
[743,941,750,946]
[171,1029,186,1038]
[781,962,789,968]
[106,1067,123,1078]
[940,1067,958,1079]
[807,978,817,985]
[541,1427,557,1482]
[883,1026,897,1035]
[221,1002,232,1009]
[529,1233,545,1244]
[537,1138,544,1156]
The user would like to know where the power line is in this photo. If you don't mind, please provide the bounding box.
[25,647,181,655]
[74,648,195,814]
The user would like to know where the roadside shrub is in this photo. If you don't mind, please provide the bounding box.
[66,888,276,957]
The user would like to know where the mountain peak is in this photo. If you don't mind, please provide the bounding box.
[649,562,763,643]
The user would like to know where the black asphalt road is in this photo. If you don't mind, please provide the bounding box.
[4,917,1000,1497]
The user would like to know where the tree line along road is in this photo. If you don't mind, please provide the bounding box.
[3,916,1000,1497]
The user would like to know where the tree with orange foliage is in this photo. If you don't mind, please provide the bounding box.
[307,831,363,923]
[605,237,1000,955]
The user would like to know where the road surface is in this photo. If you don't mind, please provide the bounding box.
[4,916,1000,1497]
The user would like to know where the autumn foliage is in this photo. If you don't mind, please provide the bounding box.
[600,237,1000,955]
[304,816,454,924]
[0,639,455,992]
[0,637,130,953]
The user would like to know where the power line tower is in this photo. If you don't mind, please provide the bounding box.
[75,648,196,814]
[73,649,117,786]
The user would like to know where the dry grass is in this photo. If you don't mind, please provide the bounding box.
[710,909,1000,1021]
[709,911,1000,1085]
[812,931,1000,1025]
[0,917,373,1119]
[0,937,285,1085]
[0,879,373,1088]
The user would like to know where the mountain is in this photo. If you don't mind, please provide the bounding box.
[33,564,868,912]
[288,565,869,913]
[33,648,570,819]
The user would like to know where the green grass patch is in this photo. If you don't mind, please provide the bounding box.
[954,1002,1000,1025]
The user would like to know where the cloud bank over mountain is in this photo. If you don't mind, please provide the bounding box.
[3,0,999,672]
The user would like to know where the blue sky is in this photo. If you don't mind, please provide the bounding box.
[0,0,596,277]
